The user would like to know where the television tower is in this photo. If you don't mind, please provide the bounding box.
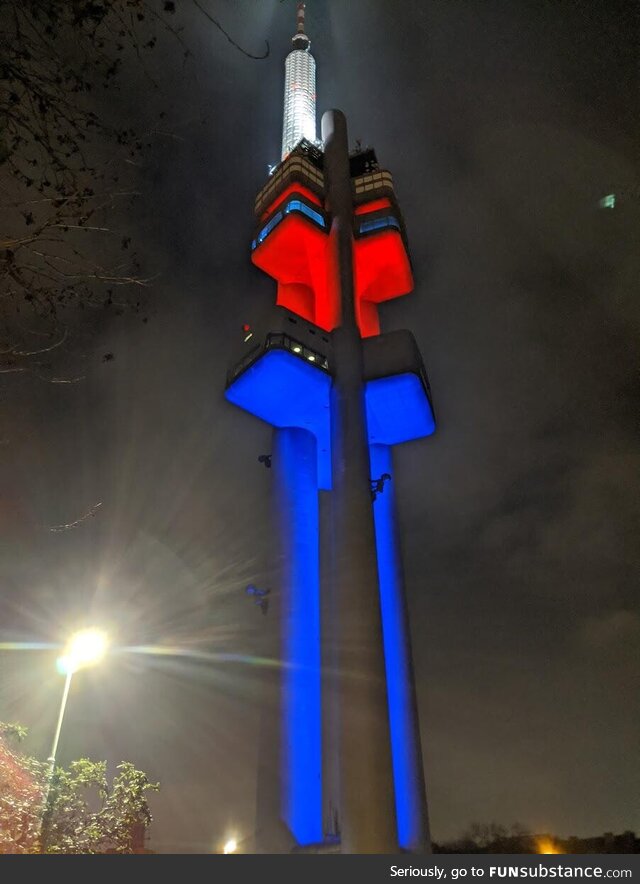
[225,3,434,853]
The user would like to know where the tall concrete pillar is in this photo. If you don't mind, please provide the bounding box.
[273,426,323,846]
[369,443,431,853]
[253,562,290,853]
[322,108,397,853]
[321,490,341,840]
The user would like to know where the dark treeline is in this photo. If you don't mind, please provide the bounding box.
[434,824,639,854]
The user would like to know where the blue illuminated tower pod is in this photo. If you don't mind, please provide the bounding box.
[225,4,435,854]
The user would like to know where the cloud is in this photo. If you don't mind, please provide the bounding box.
[579,609,640,649]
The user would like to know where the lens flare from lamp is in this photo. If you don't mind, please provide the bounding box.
[57,628,108,675]
[223,837,237,854]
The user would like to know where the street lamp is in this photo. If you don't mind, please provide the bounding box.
[48,628,108,773]
[40,628,108,851]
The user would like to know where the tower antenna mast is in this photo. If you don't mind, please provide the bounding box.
[281,2,316,159]
[297,2,306,36]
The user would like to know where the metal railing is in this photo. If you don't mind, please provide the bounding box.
[227,332,330,387]
[255,154,325,218]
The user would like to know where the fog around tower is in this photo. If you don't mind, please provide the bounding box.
[0,0,637,852]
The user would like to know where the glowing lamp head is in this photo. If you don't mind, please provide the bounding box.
[57,628,108,675]
[223,838,237,854]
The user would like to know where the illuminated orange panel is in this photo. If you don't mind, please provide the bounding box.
[252,213,413,338]
[260,183,323,221]
[252,214,335,332]
[356,299,381,338]
[354,230,413,304]
[354,197,392,216]
[277,281,315,325]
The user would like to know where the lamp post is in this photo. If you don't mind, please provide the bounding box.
[40,628,108,851]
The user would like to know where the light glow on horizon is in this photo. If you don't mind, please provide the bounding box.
[536,836,562,854]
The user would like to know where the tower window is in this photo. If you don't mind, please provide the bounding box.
[359,216,401,235]
[284,199,326,228]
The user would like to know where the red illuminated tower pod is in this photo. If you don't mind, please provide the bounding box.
[225,6,435,855]
[252,154,413,339]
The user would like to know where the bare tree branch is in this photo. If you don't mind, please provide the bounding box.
[191,0,270,59]
[47,502,103,532]
[1,1,268,381]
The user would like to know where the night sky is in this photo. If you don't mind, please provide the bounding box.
[1,0,638,853]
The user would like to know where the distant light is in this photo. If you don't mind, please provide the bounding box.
[292,345,302,353]
[57,628,108,675]
[599,193,616,209]
[536,836,561,855]
[244,333,253,342]
[223,838,237,854]
[307,354,316,362]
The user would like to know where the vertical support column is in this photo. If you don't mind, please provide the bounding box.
[273,427,323,846]
[254,600,292,853]
[254,428,289,853]
[320,489,341,841]
[369,443,431,853]
[323,108,397,854]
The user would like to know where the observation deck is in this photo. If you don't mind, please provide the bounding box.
[251,142,414,337]
[224,307,435,490]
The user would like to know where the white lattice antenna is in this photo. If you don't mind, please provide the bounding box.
[281,3,317,160]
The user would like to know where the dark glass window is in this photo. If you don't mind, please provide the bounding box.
[284,199,326,228]
[251,198,326,250]
[252,210,284,250]
[359,215,401,235]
